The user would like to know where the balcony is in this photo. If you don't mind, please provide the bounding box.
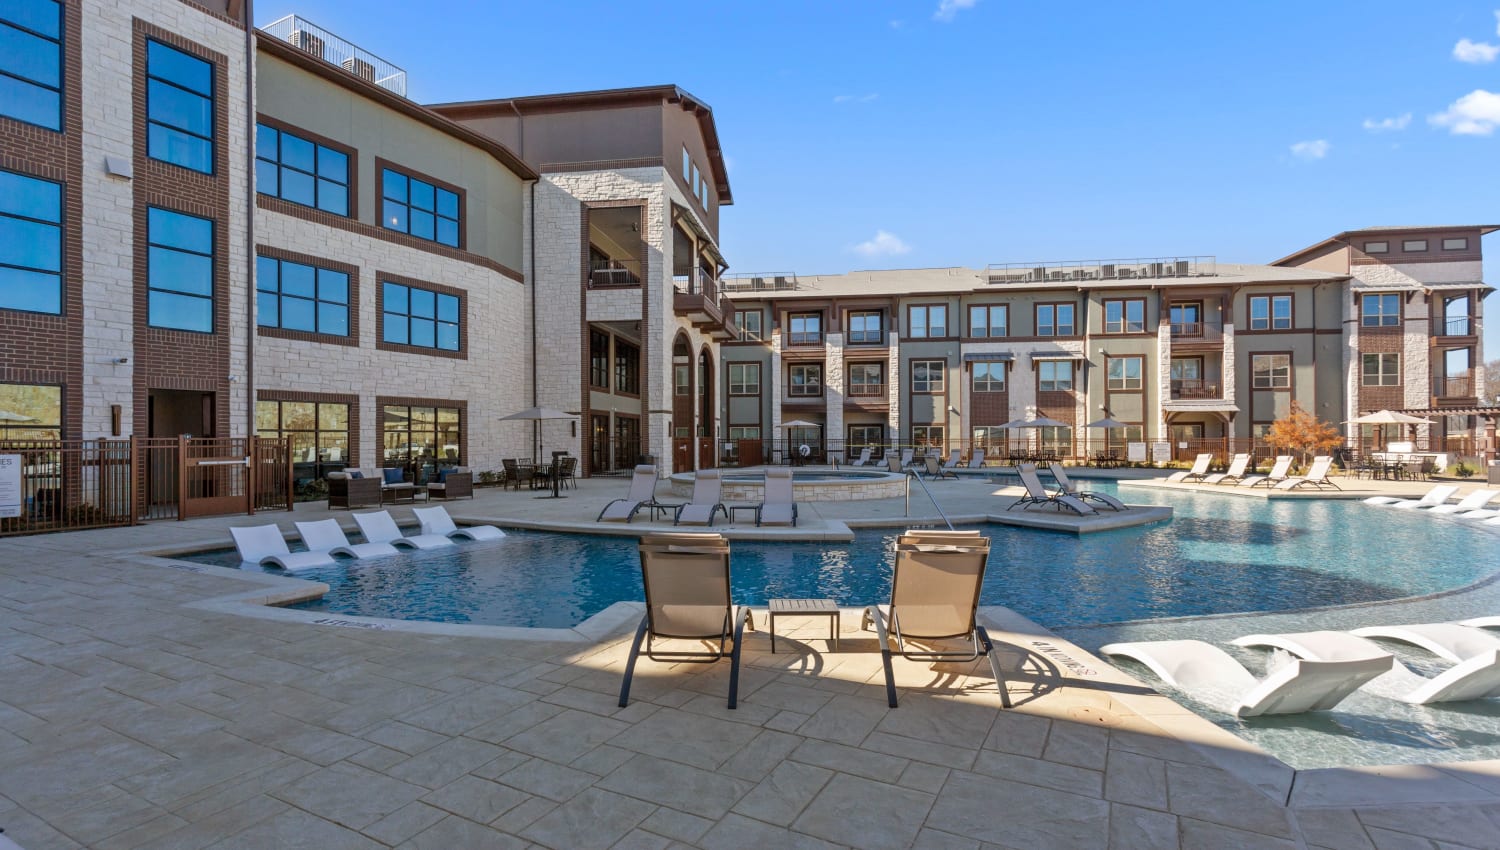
[1168,320,1226,349]
[1435,316,1476,338]
[1434,375,1475,402]
[673,270,738,340]
[260,16,408,97]
[847,383,886,397]
[986,256,1216,285]
[1171,379,1222,400]
[589,264,640,288]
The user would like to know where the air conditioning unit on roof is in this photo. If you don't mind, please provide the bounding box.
[341,56,375,82]
[287,30,325,59]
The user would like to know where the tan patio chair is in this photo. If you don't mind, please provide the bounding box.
[756,467,798,526]
[674,469,727,526]
[862,530,1004,707]
[597,464,658,522]
[617,533,753,709]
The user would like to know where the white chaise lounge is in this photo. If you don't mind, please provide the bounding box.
[352,510,454,549]
[295,518,399,559]
[230,524,337,572]
[1009,464,1097,516]
[1428,489,1500,516]
[1099,639,1391,717]
[414,506,506,541]
[1166,453,1213,483]
[1273,455,1340,490]
[1048,463,1126,511]
[1348,623,1500,664]
[1365,484,1458,508]
[1232,630,1500,705]
[1237,455,1293,488]
[1202,453,1251,485]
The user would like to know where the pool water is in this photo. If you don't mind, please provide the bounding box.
[181,482,1500,631]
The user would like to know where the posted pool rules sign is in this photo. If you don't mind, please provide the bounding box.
[0,455,21,518]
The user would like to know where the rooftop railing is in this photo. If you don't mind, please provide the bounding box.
[986,256,1215,285]
[260,15,408,98]
[721,273,799,292]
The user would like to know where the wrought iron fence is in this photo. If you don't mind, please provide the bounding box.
[0,439,135,537]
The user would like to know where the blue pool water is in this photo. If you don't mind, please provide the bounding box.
[181,483,1500,630]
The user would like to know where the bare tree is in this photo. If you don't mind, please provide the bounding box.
[1487,359,1500,405]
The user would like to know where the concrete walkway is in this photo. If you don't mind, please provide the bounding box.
[1,471,1498,848]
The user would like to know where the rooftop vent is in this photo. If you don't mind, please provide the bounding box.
[260,15,407,98]
[985,256,1216,285]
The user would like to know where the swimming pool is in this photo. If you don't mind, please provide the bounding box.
[181,483,1500,631]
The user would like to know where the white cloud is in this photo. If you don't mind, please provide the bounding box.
[852,230,912,258]
[889,19,905,29]
[833,93,879,104]
[1453,38,1500,63]
[1289,139,1331,160]
[1361,113,1412,132]
[1429,89,1500,135]
[933,0,978,22]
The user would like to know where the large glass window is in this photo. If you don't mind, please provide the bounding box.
[614,341,640,394]
[847,310,882,344]
[911,360,945,393]
[1361,293,1401,327]
[848,362,883,396]
[789,364,822,396]
[147,207,213,332]
[255,400,349,480]
[589,330,609,389]
[382,404,461,478]
[674,365,690,396]
[908,305,947,338]
[728,363,759,395]
[1252,354,1291,389]
[0,0,62,130]
[382,281,459,351]
[147,40,213,173]
[382,167,460,247]
[1169,302,1202,336]
[848,424,884,455]
[911,425,944,450]
[969,304,1007,337]
[735,309,762,340]
[788,312,821,345]
[1107,356,1143,390]
[255,123,349,215]
[1103,299,1146,334]
[972,362,1005,392]
[0,383,61,440]
[1038,361,1072,392]
[1036,303,1075,336]
[1249,295,1291,330]
[255,256,348,336]
[1362,353,1399,386]
[0,169,62,314]
[1039,426,1072,456]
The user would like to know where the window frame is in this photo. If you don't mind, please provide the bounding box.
[1106,356,1144,391]
[1363,241,1389,254]
[848,362,884,395]
[1442,237,1469,251]
[847,309,883,345]
[972,361,1006,392]
[735,309,762,340]
[911,425,944,450]
[255,253,351,339]
[589,329,610,389]
[254,118,353,217]
[147,206,214,333]
[381,402,463,476]
[1401,239,1428,253]
[787,311,822,346]
[1361,352,1400,387]
[379,277,463,355]
[614,340,640,395]
[379,160,463,249]
[728,362,760,395]
[1251,353,1291,389]
[255,398,352,478]
[968,304,1008,338]
[1102,298,1146,334]
[0,168,63,315]
[1038,360,1073,392]
[145,39,215,174]
[1247,294,1292,331]
[788,363,822,397]
[0,382,61,440]
[1036,302,1076,336]
[907,304,948,338]
[1360,293,1401,328]
[910,359,946,394]
[0,0,63,131]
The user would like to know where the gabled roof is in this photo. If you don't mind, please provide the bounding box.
[1273,225,1500,267]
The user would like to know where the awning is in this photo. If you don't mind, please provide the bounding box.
[1162,400,1240,413]
[1029,352,1086,361]
[670,202,726,268]
[962,352,1014,362]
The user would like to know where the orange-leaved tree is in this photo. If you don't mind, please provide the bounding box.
[1265,401,1344,467]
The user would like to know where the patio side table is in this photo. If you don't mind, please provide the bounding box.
[768,598,840,653]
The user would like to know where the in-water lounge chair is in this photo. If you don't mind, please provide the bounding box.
[861,530,1003,707]
[352,510,454,550]
[230,524,337,572]
[1232,630,1500,705]
[756,467,798,527]
[1008,464,1097,516]
[414,506,506,541]
[675,469,727,526]
[1099,639,1390,717]
[1428,489,1500,516]
[1238,455,1293,488]
[1274,455,1341,490]
[1166,453,1213,483]
[295,518,399,559]
[596,464,658,523]
[1348,623,1500,664]
[1047,463,1126,511]
[618,533,752,709]
[1365,484,1458,508]
[1202,453,1251,485]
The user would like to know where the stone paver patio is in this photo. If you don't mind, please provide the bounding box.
[3,470,1499,848]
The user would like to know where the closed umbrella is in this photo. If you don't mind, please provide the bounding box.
[499,407,578,497]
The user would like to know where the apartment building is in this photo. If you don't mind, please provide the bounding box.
[720,233,1494,466]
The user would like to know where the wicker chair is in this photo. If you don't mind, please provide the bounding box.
[326,470,381,509]
[427,467,474,501]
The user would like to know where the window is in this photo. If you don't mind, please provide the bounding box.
[848,310,883,344]
[1248,295,1291,330]
[148,207,213,332]
[971,426,1006,453]
[1107,357,1143,390]
[1402,239,1428,252]
[0,169,62,314]
[1169,302,1202,336]
[848,425,884,454]
[1036,303,1075,336]
[1251,354,1290,389]
[589,330,609,389]
[1039,426,1072,456]
[1103,299,1146,334]
[1171,358,1201,380]
[911,425,944,450]
[382,167,460,247]
[682,146,691,182]
[147,41,213,173]
[0,383,60,440]
[255,256,348,336]
[255,123,349,216]
[382,281,459,351]
[728,363,759,395]
[0,0,62,130]
[382,404,461,473]
[727,425,760,442]
[788,364,822,396]
[674,365,690,396]
[1361,293,1400,327]
[908,304,947,338]
[1443,237,1469,251]
[1362,353,1399,386]
[256,400,350,477]
[848,362,883,396]
[973,362,1005,392]
[614,341,640,394]
[968,304,1007,337]
[788,312,821,345]
[911,360,945,393]
[1364,241,1388,254]
[735,310,762,340]
[1038,361,1072,392]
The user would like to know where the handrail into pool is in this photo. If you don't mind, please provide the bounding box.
[905,468,956,530]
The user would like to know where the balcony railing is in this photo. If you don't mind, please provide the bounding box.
[1170,379,1222,400]
[260,15,408,98]
[589,263,640,287]
[1434,375,1474,398]
[672,268,718,301]
[847,383,886,397]
[721,272,799,292]
[986,256,1215,285]
[1168,320,1225,344]
[1438,316,1474,336]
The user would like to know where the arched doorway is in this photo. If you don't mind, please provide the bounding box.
[671,333,694,472]
[698,345,715,469]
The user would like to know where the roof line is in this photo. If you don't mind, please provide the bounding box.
[1273,225,1500,266]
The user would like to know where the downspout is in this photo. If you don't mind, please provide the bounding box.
[518,102,539,460]
[243,0,256,438]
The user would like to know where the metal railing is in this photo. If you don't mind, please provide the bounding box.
[721,272,799,292]
[1438,316,1474,336]
[0,440,135,537]
[1169,320,1226,344]
[986,256,1215,285]
[847,383,887,397]
[672,268,718,301]
[588,264,640,287]
[1170,379,1222,400]
[260,15,408,97]
[1434,375,1474,398]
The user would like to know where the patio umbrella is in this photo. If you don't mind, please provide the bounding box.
[777,419,821,429]
[1084,417,1130,429]
[1344,410,1433,425]
[0,410,38,423]
[499,407,578,496]
[998,416,1068,429]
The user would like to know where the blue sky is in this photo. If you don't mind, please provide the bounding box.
[263,0,1500,357]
